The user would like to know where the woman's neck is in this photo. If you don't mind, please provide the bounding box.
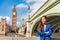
[43,24,46,28]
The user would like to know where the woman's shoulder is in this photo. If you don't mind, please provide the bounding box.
[47,23,51,25]
[46,23,52,27]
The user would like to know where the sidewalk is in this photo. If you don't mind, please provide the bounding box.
[0,36,60,40]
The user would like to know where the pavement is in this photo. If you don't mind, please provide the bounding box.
[0,36,60,40]
[0,33,60,40]
[0,36,39,40]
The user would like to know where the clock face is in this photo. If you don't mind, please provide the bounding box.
[13,12,16,15]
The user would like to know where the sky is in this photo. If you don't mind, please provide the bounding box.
[0,0,47,27]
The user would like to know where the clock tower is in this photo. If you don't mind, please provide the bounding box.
[12,5,17,32]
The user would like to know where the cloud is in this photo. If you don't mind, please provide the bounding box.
[17,13,28,24]
[16,0,47,25]
[28,0,47,16]
[16,0,47,16]
[17,22,21,27]
[17,13,28,27]
[5,16,11,23]
[0,16,10,22]
[26,0,37,3]
[16,4,28,8]
[26,0,47,3]
[0,16,21,27]
[0,16,11,25]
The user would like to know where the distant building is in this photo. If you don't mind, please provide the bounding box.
[0,18,7,35]
[0,17,12,35]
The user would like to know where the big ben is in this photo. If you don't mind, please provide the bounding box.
[12,5,17,32]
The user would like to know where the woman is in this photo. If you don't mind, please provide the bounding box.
[37,16,52,40]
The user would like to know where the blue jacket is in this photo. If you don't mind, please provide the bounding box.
[37,23,52,40]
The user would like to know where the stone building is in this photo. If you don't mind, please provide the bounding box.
[0,18,7,35]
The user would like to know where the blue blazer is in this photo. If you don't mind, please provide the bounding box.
[37,23,52,40]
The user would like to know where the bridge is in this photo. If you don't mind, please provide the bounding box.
[29,0,60,37]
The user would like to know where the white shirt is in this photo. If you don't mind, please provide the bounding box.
[44,25,46,31]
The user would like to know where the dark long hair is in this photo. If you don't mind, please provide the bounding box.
[38,16,47,31]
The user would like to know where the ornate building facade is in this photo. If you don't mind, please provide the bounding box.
[0,18,7,35]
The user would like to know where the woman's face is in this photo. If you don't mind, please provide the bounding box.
[41,17,47,24]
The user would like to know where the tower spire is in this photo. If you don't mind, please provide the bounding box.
[28,4,30,12]
[13,5,16,12]
[14,5,16,9]
[27,4,30,19]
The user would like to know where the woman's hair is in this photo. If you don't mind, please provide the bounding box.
[37,16,47,31]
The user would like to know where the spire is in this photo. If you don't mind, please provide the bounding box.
[27,4,30,18]
[13,5,16,12]
[28,4,30,11]
[28,4,30,13]
[14,5,16,9]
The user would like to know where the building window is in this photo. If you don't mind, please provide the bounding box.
[2,25,4,31]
